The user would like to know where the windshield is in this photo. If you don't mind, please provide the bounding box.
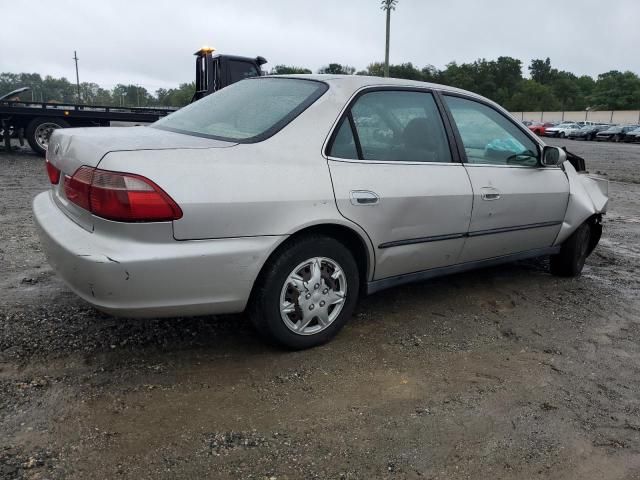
[153,78,328,143]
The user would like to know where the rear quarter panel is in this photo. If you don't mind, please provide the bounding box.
[96,88,375,264]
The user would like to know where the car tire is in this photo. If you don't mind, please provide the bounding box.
[559,132,565,138]
[249,235,360,349]
[26,117,70,156]
[550,223,591,277]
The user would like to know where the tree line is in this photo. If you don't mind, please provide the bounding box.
[2,57,639,110]
[0,72,196,108]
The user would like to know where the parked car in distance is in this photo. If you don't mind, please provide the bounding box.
[545,122,582,138]
[623,126,640,143]
[528,121,555,136]
[596,125,639,142]
[34,75,609,349]
[567,124,610,141]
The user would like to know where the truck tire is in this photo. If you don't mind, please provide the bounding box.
[550,223,591,277]
[26,117,70,156]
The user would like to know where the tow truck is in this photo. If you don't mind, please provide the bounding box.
[0,47,267,156]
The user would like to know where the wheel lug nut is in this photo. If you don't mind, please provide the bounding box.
[323,289,328,294]
[314,283,320,289]
[309,304,315,310]
[320,301,325,307]
[305,293,311,299]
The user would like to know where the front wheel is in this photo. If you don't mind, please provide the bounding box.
[550,223,591,277]
[249,235,360,349]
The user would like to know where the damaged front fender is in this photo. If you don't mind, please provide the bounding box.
[554,161,609,245]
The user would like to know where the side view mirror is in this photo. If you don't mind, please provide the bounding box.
[541,146,567,167]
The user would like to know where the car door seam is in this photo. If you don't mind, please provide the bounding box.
[325,159,377,279]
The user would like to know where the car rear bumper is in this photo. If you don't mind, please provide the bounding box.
[33,191,282,318]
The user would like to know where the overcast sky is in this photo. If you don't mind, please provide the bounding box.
[1,0,639,92]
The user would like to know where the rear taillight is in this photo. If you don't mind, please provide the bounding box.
[63,166,182,222]
[45,158,61,184]
[64,166,93,211]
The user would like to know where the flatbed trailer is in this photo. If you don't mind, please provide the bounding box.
[0,99,175,155]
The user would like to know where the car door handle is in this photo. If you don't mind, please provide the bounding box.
[350,190,379,205]
[480,187,501,201]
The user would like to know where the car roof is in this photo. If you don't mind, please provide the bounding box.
[263,74,487,100]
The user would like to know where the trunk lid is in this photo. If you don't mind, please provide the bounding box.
[46,126,236,231]
[47,126,235,172]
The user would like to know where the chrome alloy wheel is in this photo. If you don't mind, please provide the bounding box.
[34,122,61,151]
[279,257,347,335]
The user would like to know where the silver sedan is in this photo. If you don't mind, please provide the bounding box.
[34,75,608,349]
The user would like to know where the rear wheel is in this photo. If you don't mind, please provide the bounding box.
[26,117,70,156]
[550,223,591,277]
[249,235,359,349]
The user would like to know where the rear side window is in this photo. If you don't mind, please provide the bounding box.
[153,78,327,143]
[329,90,452,163]
[330,118,359,159]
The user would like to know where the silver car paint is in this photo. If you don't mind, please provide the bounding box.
[94,87,351,238]
[554,162,609,245]
[46,126,236,233]
[459,164,569,262]
[47,125,234,173]
[33,190,283,317]
[328,160,473,279]
[35,75,608,318]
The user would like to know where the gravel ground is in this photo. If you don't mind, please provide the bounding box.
[1,138,640,479]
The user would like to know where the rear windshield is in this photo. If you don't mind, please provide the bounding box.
[152,78,327,143]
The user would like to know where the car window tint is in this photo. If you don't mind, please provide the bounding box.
[329,117,358,159]
[349,91,452,163]
[229,61,260,83]
[444,96,539,167]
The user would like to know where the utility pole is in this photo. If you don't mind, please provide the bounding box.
[381,0,398,78]
[73,51,81,103]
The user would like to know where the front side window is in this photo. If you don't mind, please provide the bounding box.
[153,78,327,142]
[330,90,452,162]
[444,95,540,167]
